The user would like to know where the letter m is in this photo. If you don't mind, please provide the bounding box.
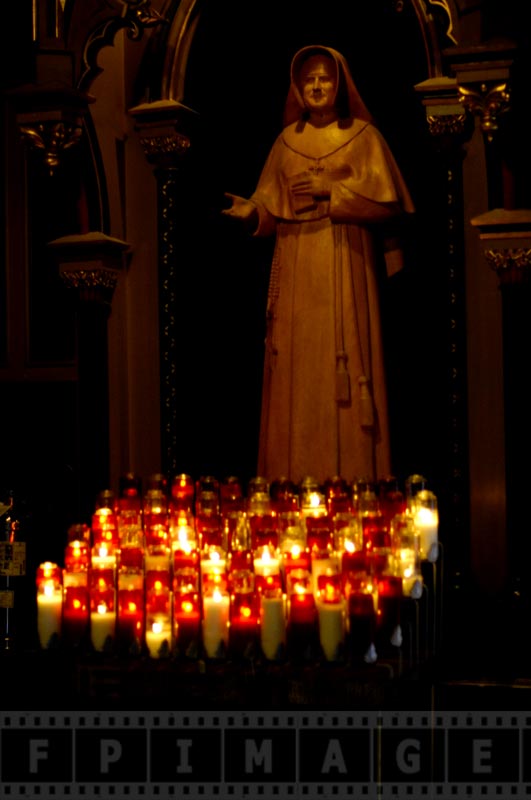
[245,739,272,773]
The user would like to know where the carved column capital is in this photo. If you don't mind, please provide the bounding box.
[10,84,94,175]
[129,99,198,169]
[48,232,131,310]
[443,39,517,143]
[414,76,473,150]
[471,209,531,285]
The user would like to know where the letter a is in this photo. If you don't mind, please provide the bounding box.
[322,739,347,774]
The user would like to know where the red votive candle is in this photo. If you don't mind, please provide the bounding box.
[174,593,201,651]
[173,547,199,573]
[289,590,317,626]
[117,573,145,646]
[170,473,195,513]
[305,515,333,552]
[229,591,260,655]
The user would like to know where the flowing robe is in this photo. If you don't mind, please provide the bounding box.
[251,117,414,485]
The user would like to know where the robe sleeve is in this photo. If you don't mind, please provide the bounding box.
[329,124,414,224]
[249,136,286,237]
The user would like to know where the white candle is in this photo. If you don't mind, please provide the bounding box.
[414,507,438,560]
[260,593,286,660]
[202,590,230,658]
[37,590,62,648]
[145,617,172,658]
[317,599,345,661]
[399,547,422,596]
[253,547,280,577]
[200,550,226,576]
[90,604,116,651]
[91,549,116,569]
[311,554,339,594]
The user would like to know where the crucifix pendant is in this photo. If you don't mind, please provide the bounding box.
[309,160,324,174]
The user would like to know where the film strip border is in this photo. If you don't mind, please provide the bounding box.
[0,711,530,798]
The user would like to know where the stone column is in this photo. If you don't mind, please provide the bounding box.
[471,210,531,610]
[414,76,474,592]
[129,100,198,477]
[48,233,130,519]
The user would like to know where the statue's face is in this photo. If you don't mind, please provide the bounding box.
[299,56,337,114]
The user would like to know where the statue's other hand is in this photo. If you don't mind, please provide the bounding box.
[290,173,331,199]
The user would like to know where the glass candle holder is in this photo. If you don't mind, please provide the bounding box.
[311,547,340,595]
[413,490,439,562]
[333,513,362,554]
[36,562,63,649]
[390,512,422,597]
[202,588,230,658]
[89,545,117,651]
[173,590,201,652]
[117,473,143,523]
[172,545,199,577]
[299,476,326,517]
[63,529,90,644]
[62,568,89,645]
[278,512,306,552]
[316,577,345,662]
[171,513,198,557]
[405,474,428,511]
[145,613,172,658]
[253,544,281,594]
[117,570,145,649]
[341,544,368,593]
[270,477,298,514]
[229,586,260,655]
[170,473,195,514]
[144,489,169,551]
[220,475,245,516]
[260,586,286,661]
[64,536,90,572]
[145,550,171,617]
[196,491,223,549]
[378,476,406,530]
[287,575,317,628]
[91,491,119,551]
[324,475,352,517]
[200,546,227,594]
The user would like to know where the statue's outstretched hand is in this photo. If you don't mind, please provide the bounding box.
[222,193,258,222]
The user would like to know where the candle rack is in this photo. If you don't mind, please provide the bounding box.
[34,473,442,699]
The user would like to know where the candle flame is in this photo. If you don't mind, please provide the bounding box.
[97,603,107,614]
[152,620,163,634]
[324,583,337,602]
[241,606,252,619]
[212,589,223,602]
[415,507,438,525]
[309,492,322,508]
[290,544,301,558]
[177,530,192,550]
[181,600,194,613]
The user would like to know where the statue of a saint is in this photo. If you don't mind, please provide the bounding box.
[223,45,415,484]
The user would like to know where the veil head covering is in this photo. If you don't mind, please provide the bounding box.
[283,45,374,128]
